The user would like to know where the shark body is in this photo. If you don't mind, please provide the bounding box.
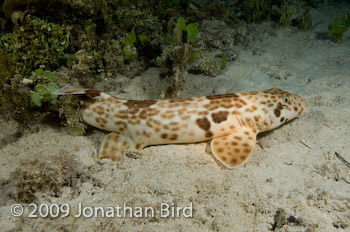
[54,86,307,168]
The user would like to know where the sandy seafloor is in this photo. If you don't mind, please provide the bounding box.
[1,3,350,232]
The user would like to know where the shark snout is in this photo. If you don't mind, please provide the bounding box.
[299,98,307,115]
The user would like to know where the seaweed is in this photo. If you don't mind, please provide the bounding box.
[0,0,232,130]
[280,5,296,26]
[0,1,163,129]
[0,14,71,78]
[157,17,220,97]
[165,0,181,7]
[28,69,59,107]
[296,9,312,32]
[221,55,227,69]
[248,0,268,23]
[328,13,350,43]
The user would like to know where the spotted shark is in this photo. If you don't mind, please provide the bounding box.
[54,85,307,168]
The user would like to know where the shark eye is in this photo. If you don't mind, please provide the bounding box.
[282,96,289,103]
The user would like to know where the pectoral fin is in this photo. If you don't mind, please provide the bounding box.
[99,132,145,161]
[211,128,257,168]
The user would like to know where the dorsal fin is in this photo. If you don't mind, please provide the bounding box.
[52,84,102,98]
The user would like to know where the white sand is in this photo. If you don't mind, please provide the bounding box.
[1,3,350,232]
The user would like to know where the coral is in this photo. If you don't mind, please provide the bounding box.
[172,43,192,91]
[10,153,86,203]
[0,49,15,82]
[67,3,162,78]
[0,74,32,121]
[190,50,221,77]
[196,19,243,60]
[72,49,95,73]
[185,1,236,23]
[114,8,161,35]
[58,95,87,136]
